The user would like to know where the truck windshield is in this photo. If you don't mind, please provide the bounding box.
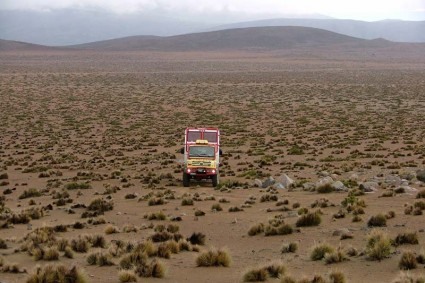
[189,146,215,158]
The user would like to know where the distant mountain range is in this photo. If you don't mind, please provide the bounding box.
[3,26,423,54]
[67,26,387,51]
[0,9,424,46]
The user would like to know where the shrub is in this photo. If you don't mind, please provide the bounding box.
[148,198,165,206]
[367,214,387,227]
[194,210,205,216]
[324,248,348,264]
[71,237,89,253]
[196,248,232,267]
[65,182,91,190]
[416,189,425,198]
[105,225,120,234]
[134,259,166,278]
[394,232,419,246]
[187,232,206,245]
[264,224,293,236]
[329,271,346,283]
[118,269,137,282]
[0,238,7,249]
[26,264,88,283]
[211,203,223,211]
[310,243,335,261]
[366,229,392,260]
[243,268,268,282]
[316,183,334,194]
[399,251,417,270]
[19,188,42,199]
[181,198,194,206]
[87,252,114,266]
[296,212,321,227]
[281,242,298,253]
[248,223,264,236]
[146,211,167,221]
[0,173,8,180]
[87,198,114,213]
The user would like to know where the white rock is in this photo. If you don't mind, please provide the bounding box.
[277,174,294,188]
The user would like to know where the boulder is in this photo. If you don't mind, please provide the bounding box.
[384,175,402,186]
[254,179,263,188]
[359,181,379,192]
[302,182,315,191]
[277,174,294,188]
[272,183,285,190]
[262,176,275,188]
[331,181,347,191]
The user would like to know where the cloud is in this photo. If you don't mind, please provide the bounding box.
[1,0,424,20]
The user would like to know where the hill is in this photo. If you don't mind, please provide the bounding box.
[0,39,54,51]
[207,18,425,43]
[70,26,387,51]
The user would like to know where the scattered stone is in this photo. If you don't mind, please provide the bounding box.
[277,174,294,188]
[331,181,347,191]
[315,176,334,188]
[359,181,379,192]
[254,179,262,188]
[332,228,350,236]
[261,176,275,188]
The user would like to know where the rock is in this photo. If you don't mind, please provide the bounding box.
[330,174,339,180]
[272,183,285,190]
[254,179,262,188]
[349,173,359,181]
[331,181,347,191]
[262,176,275,188]
[302,182,315,191]
[318,171,330,177]
[384,175,402,186]
[359,181,379,192]
[277,174,294,188]
[399,185,417,192]
[417,169,425,182]
[400,171,416,181]
[332,228,350,236]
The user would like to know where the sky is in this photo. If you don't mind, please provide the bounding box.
[1,0,425,21]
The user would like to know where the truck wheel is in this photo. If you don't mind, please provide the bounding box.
[212,174,218,187]
[183,172,190,187]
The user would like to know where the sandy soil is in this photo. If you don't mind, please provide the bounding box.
[0,50,425,283]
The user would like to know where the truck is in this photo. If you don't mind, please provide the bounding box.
[181,127,221,187]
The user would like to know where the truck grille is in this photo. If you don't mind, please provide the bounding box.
[191,160,212,167]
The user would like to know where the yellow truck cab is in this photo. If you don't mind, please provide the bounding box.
[181,128,221,187]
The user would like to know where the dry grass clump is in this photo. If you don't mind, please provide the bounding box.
[260,194,278,202]
[19,188,42,199]
[87,198,114,214]
[71,237,90,253]
[366,229,393,260]
[243,261,286,282]
[329,271,346,283]
[392,272,425,283]
[367,213,387,227]
[65,182,91,190]
[0,238,7,249]
[148,197,165,206]
[87,251,114,266]
[145,211,167,220]
[187,232,206,245]
[248,223,265,236]
[211,203,223,211]
[316,183,334,194]
[26,264,88,283]
[264,223,293,236]
[281,242,298,254]
[181,198,194,206]
[310,243,335,261]
[90,234,107,248]
[196,247,232,267]
[105,224,120,234]
[118,269,138,282]
[134,259,166,278]
[394,232,419,246]
[416,189,425,199]
[399,251,418,270]
[32,246,60,261]
[324,248,349,264]
[296,212,321,227]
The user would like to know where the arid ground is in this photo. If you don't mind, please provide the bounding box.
[0,48,425,283]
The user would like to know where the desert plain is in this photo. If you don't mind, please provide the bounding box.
[1,37,425,283]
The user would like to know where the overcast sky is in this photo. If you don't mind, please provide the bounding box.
[1,0,425,21]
